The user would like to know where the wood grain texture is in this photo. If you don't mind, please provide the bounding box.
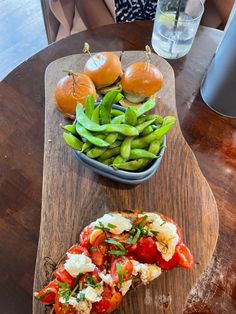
[33,51,219,314]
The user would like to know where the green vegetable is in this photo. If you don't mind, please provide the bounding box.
[61,124,77,135]
[136,98,156,117]
[100,90,123,124]
[129,149,157,159]
[111,109,124,117]
[141,125,153,136]
[91,105,100,124]
[84,95,95,119]
[105,239,126,252]
[116,262,123,288]
[76,124,110,148]
[99,147,120,161]
[63,132,83,151]
[136,118,156,133]
[120,137,133,160]
[125,107,138,126]
[113,159,145,171]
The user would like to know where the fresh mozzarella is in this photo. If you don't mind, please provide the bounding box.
[120,279,132,296]
[139,213,179,261]
[64,253,95,277]
[91,213,132,235]
[131,260,161,285]
[77,286,103,303]
[99,272,114,287]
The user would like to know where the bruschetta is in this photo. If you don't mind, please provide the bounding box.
[34,210,193,314]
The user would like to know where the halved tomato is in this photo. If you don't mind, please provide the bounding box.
[176,243,193,269]
[134,236,158,263]
[54,293,75,314]
[80,225,93,247]
[110,257,133,284]
[92,284,122,314]
[79,267,102,289]
[53,269,75,290]
[34,280,58,304]
[156,250,178,270]
[68,244,89,256]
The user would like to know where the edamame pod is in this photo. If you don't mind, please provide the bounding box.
[87,147,106,158]
[103,124,139,136]
[62,124,77,135]
[102,157,116,166]
[136,98,156,117]
[91,105,100,124]
[76,105,106,132]
[111,115,124,124]
[131,122,175,148]
[63,132,83,151]
[125,107,138,126]
[113,155,125,166]
[129,149,157,159]
[111,109,123,117]
[120,137,133,160]
[113,159,145,171]
[85,95,95,119]
[136,118,156,133]
[99,147,120,161]
[100,90,123,124]
[82,141,92,152]
[76,123,110,147]
[141,125,153,136]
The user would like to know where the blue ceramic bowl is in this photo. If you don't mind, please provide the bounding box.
[73,104,166,184]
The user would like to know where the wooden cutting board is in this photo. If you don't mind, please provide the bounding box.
[33,51,219,314]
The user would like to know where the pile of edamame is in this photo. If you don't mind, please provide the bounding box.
[62,90,176,172]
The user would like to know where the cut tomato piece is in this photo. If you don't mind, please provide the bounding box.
[92,284,113,314]
[54,293,74,314]
[53,269,75,290]
[34,280,58,304]
[110,257,133,284]
[79,267,102,289]
[80,225,93,247]
[134,236,158,263]
[68,244,89,256]
[107,291,123,313]
[176,243,193,269]
[156,250,178,270]
[90,247,106,266]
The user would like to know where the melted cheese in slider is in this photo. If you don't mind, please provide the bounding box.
[91,213,132,235]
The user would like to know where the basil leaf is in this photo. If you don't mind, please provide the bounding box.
[116,262,123,288]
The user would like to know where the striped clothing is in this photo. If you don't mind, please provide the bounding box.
[115,0,158,22]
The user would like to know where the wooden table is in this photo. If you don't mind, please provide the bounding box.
[0,21,235,313]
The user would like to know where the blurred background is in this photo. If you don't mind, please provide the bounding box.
[0,0,234,80]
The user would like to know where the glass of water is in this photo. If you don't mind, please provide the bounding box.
[152,0,204,59]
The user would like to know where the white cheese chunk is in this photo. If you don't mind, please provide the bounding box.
[120,279,132,296]
[64,253,95,277]
[78,285,103,303]
[91,213,132,235]
[139,213,179,261]
[131,260,161,285]
[99,272,114,287]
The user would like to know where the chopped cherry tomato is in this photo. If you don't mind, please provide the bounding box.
[92,284,122,314]
[156,249,178,270]
[80,225,93,247]
[53,269,75,290]
[68,244,89,256]
[79,267,102,289]
[90,246,106,266]
[92,232,107,247]
[92,284,113,314]
[110,257,133,284]
[134,236,158,263]
[107,291,123,313]
[35,280,58,304]
[54,293,74,314]
[126,243,137,253]
[176,243,193,269]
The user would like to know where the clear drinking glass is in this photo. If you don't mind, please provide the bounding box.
[152,0,204,59]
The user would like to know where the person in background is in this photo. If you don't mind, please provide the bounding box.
[45,0,234,42]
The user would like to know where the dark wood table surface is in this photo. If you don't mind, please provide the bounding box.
[0,21,235,314]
